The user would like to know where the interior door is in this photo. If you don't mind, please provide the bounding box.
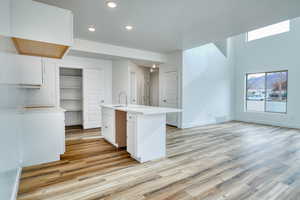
[161,70,178,126]
[130,72,137,104]
[83,69,105,129]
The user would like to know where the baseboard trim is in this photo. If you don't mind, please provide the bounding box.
[11,167,22,200]
[234,119,300,129]
[181,119,232,129]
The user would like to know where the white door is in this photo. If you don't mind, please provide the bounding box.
[130,72,137,104]
[161,71,178,126]
[83,69,105,129]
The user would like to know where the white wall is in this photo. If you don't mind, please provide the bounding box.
[233,17,300,129]
[181,42,235,128]
[0,37,23,199]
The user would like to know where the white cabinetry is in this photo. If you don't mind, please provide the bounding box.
[127,113,166,163]
[25,60,57,106]
[102,107,117,146]
[21,109,65,167]
[0,52,43,86]
[16,54,43,86]
[0,0,10,36]
[11,0,73,46]
[126,113,137,157]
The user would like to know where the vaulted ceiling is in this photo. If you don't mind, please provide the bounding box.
[36,0,300,53]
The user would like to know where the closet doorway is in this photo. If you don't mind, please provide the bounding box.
[60,68,83,127]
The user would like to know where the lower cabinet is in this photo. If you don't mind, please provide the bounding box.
[102,107,116,146]
[127,113,137,157]
[21,110,65,167]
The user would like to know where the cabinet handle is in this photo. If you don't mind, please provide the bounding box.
[163,99,167,103]
[101,100,105,103]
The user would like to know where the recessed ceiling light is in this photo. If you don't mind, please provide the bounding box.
[88,26,96,32]
[106,1,117,8]
[125,25,133,31]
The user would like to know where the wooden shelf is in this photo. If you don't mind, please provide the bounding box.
[61,98,82,101]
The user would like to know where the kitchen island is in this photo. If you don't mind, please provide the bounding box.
[101,104,181,163]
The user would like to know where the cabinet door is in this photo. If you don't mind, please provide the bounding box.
[0,0,10,36]
[83,69,105,129]
[127,115,137,156]
[11,0,73,46]
[25,60,56,106]
[16,55,43,86]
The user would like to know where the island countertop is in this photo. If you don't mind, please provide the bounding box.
[101,104,182,115]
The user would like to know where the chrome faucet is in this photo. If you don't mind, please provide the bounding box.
[118,91,128,107]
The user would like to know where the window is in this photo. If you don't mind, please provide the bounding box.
[246,71,288,113]
[247,20,290,42]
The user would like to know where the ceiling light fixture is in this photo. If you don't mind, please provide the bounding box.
[152,64,156,69]
[106,1,117,8]
[125,25,133,31]
[88,26,96,32]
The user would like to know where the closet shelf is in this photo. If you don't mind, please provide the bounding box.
[65,109,82,112]
[60,98,82,101]
[60,75,82,78]
[60,87,82,89]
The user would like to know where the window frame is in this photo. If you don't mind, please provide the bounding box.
[246,20,290,42]
[245,70,288,114]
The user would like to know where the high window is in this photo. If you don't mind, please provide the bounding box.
[246,71,288,113]
[247,20,290,42]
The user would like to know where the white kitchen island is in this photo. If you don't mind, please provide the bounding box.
[101,105,181,163]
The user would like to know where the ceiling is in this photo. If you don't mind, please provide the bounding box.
[36,0,300,53]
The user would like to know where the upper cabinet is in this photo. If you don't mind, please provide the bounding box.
[0,52,43,87]
[11,0,73,46]
[1,0,74,59]
[16,54,43,87]
[0,0,11,36]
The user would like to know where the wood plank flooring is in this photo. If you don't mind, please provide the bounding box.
[18,121,300,200]
[65,126,102,140]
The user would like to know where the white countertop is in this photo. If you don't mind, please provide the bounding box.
[102,104,182,115]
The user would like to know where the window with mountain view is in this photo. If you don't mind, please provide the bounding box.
[246,71,287,113]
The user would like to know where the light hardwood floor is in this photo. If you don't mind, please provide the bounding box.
[65,126,102,140]
[18,121,300,200]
